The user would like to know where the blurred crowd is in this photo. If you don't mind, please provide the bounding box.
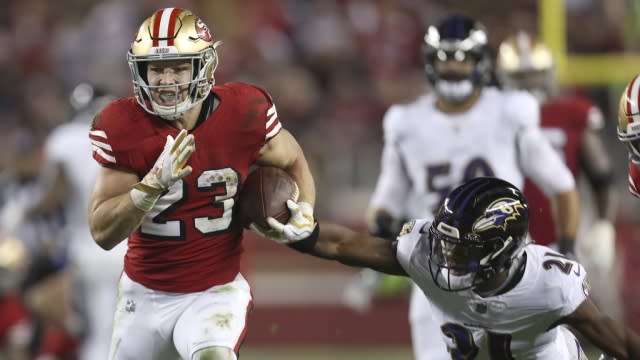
[0,0,638,220]
[0,0,639,358]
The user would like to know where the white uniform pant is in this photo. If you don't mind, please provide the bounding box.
[409,283,450,360]
[108,272,253,360]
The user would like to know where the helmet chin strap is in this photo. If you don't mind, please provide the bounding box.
[435,79,474,103]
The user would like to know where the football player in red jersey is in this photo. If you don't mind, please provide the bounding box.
[496,31,617,269]
[0,235,31,359]
[0,235,80,360]
[617,74,640,199]
[87,8,316,360]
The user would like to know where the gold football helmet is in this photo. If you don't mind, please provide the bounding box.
[496,31,555,102]
[618,75,640,160]
[128,8,222,120]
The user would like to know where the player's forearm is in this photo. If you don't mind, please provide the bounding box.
[286,154,316,207]
[594,185,617,221]
[312,222,405,275]
[89,192,146,250]
[598,324,640,360]
[553,188,580,252]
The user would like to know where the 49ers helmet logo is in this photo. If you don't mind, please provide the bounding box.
[195,18,212,42]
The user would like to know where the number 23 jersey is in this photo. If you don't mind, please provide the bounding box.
[89,82,282,292]
[396,219,590,359]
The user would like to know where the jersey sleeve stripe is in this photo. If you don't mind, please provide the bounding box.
[92,145,116,164]
[89,130,108,139]
[90,139,113,151]
[266,122,282,140]
[266,104,278,128]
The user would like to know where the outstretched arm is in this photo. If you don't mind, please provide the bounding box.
[560,297,640,359]
[254,210,408,276]
[310,222,408,276]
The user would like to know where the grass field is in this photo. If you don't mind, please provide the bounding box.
[240,346,604,359]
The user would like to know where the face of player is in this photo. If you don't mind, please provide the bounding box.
[435,58,475,82]
[146,60,193,108]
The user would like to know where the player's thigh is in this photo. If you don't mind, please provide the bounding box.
[108,272,180,360]
[409,284,433,321]
[173,273,253,359]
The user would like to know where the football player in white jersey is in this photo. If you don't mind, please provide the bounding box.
[354,15,580,359]
[255,177,639,359]
[3,83,127,359]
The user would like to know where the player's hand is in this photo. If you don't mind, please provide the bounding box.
[266,200,315,242]
[580,220,615,271]
[249,222,288,243]
[130,129,195,211]
[250,200,315,244]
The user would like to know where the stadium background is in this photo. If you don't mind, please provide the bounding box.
[1,0,639,358]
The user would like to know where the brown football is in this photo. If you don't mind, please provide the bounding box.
[238,166,299,228]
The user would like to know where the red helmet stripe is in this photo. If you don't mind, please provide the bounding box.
[151,9,164,47]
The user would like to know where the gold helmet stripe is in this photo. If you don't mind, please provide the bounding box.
[152,8,181,47]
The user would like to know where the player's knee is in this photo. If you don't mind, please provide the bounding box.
[192,346,237,360]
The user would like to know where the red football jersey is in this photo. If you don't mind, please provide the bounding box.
[628,160,640,198]
[90,82,282,292]
[0,294,31,348]
[523,96,602,246]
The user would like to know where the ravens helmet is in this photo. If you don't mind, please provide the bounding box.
[423,15,492,103]
[428,177,529,292]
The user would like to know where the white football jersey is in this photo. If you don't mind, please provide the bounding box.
[45,121,98,230]
[396,219,590,359]
[369,87,575,219]
[44,119,126,277]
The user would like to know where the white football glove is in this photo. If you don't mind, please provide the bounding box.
[130,129,195,211]
[579,220,615,272]
[250,200,315,244]
[342,268,381,313]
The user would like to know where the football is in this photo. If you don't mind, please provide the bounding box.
[238,166,299,228]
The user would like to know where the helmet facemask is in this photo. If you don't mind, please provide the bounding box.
[428,223,519,292]
[128,44,219,121]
